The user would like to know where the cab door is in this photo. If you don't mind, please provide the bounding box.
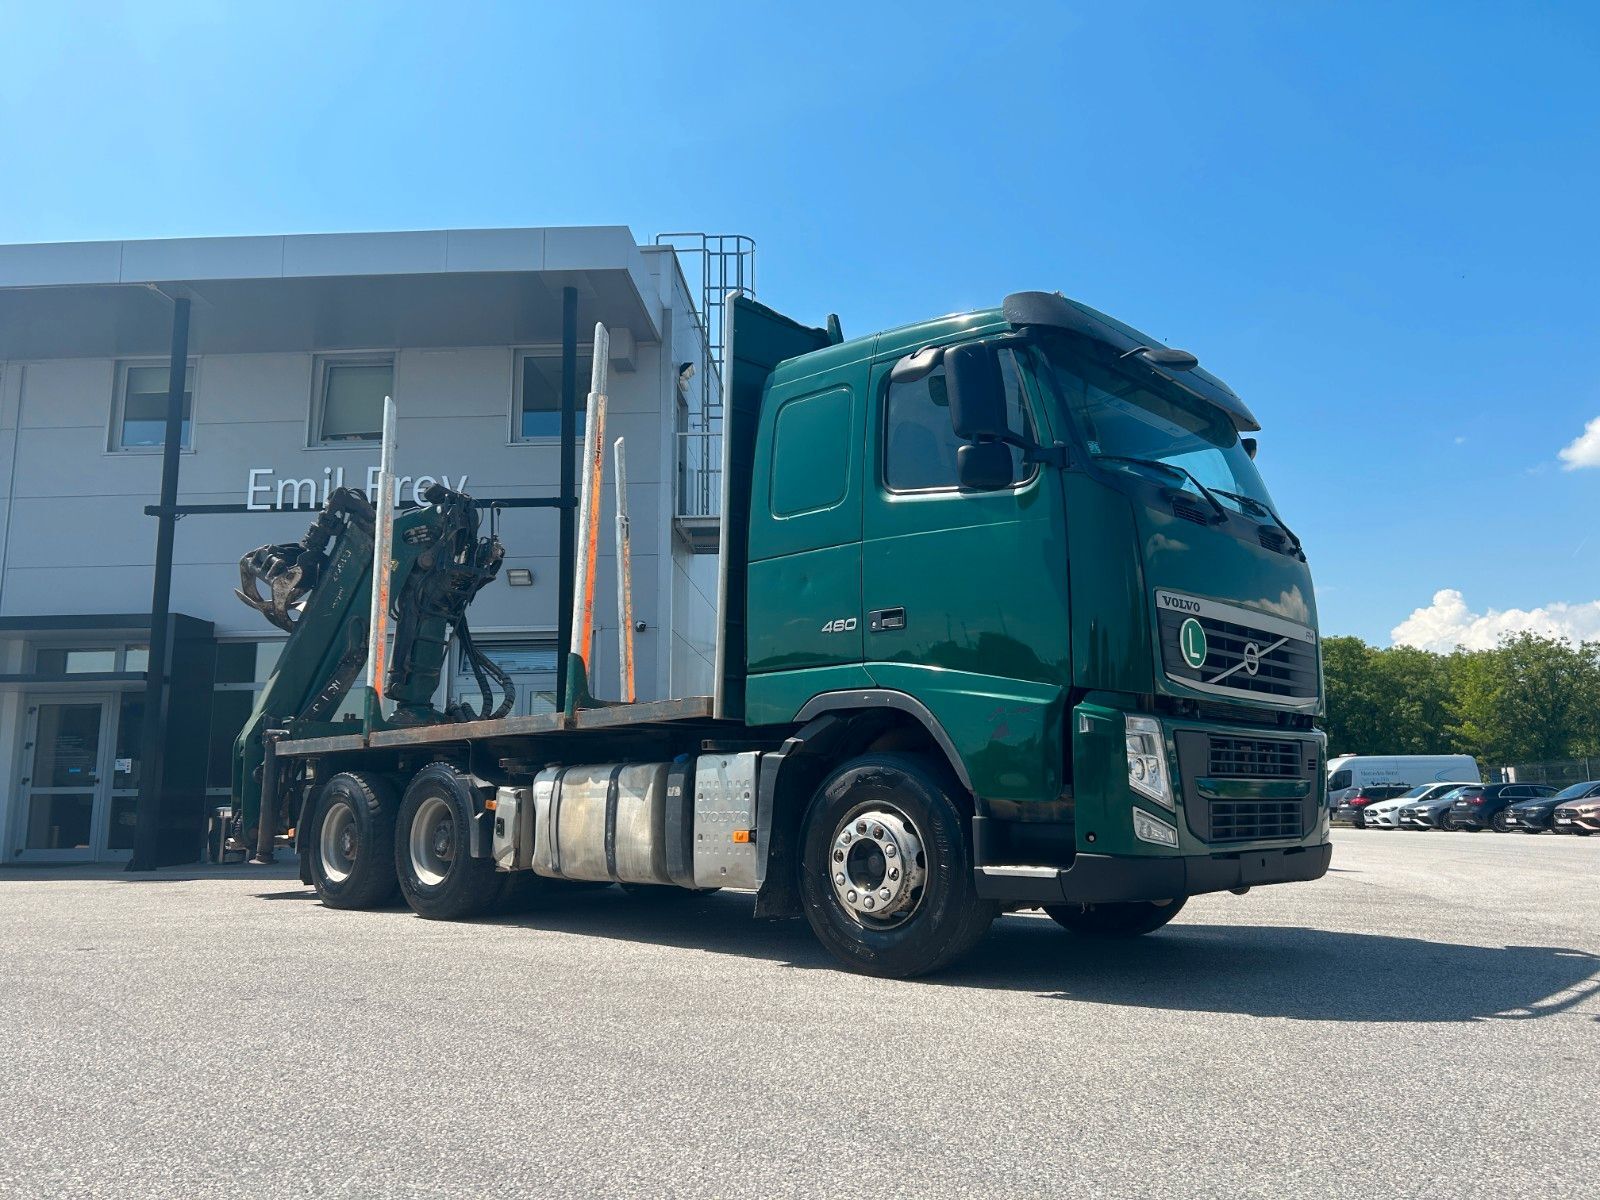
[860,346,1070,803]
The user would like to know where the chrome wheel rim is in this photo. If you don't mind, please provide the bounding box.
[828,805,928,928]
[409,796,455,888]
[319,800,357,885]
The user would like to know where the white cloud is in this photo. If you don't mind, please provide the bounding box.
[1391,589,1600,652]
[1559,415,1600,470]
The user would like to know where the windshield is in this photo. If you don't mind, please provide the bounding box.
[1398,786,1431,800]
[1552,782,1596,801]
[1039,336,1276,512]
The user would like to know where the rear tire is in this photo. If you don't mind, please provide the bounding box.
[1043,896,1187,938]
[798,752,997,978]
[308,772,400,909]
[396,763,502,920]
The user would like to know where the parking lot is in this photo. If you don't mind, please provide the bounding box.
[2,829,1596,1199]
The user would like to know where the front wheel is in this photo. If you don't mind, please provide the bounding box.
[799,753,997,978]
[1439,813,1459,831]
[396,763,503,920]
[1491,811,1514,833]
[1043,896,1188,938]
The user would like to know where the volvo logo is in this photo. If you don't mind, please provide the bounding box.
[1243,641,1262,676]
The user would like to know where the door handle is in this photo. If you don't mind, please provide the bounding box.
[868,607,906,633]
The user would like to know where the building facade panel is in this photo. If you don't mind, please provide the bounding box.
[0,226,722,864]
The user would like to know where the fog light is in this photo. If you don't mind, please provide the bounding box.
[1132,807,1179,848]
[1125,714,1174,810]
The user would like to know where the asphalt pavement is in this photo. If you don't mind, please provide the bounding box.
[2,828,1596,1199]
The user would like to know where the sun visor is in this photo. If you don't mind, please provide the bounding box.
[1002,291,1260,432]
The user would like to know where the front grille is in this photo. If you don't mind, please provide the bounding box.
[1208,735,1300,779]
[1209,798,1304,842]
[1174,729,1318,844]
[1156,592,1319,707]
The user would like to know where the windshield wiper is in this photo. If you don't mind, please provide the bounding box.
[1094,455,1230,524]
[1212,488,1306,560]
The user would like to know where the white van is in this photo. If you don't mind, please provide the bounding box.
[1325,755,1481,808]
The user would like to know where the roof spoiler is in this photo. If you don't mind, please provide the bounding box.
[1001,291,1260,432]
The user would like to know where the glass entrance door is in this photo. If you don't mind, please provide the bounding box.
[12,695,135,863]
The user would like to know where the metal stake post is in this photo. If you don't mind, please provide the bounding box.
[613,436,635,703]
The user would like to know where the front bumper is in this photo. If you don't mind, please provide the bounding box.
[975,842,1334,905]
[1501,809,1547,831]
[1554,809,1600,832]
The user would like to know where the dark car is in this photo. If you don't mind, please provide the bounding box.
[1399,787,1473,830]
[1502,780,1600,833]
[1333,784,1415,827]
[1449,783,1559,831]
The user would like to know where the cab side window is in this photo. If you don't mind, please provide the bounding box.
[883,349,1033,492]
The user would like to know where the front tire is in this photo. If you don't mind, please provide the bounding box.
[798,753,997,978]
[1439,813,1459,831]
[309,772,400,909]
[1044,896,1188,938]
[396,763,502,920]
[1491,811,1514,833]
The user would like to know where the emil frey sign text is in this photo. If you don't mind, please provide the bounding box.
[245,466,469,511]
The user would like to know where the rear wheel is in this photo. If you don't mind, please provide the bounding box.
[396,763,502,920]
[798,753,997,978]
[309,772,400,909]
[1044,896,1187,938]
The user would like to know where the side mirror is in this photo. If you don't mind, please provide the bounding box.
[1242,437,1257,460]
[945,343,1009,441]
[957,442,1013,491]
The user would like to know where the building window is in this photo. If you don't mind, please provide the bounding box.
[515,349,590,441]
[314,355,393,444]
[114,361,194,451]
[206,640,284,794]
[452,638,557,717]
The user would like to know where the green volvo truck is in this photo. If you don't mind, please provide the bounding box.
[234,289,1328,978]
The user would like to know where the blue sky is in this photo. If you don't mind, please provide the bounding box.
[2,1,1597,646]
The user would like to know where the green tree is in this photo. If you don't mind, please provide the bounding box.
[1450,633,1593,766]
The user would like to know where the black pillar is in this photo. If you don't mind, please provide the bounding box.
[129,296,190,871]
[555,287,577,712]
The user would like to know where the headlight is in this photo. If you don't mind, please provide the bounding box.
[1578,803,1600,815]
[1125,714,1174,810]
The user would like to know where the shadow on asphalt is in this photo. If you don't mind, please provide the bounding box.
[450,887,1600,1024]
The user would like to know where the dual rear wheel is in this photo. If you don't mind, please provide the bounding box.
[307,765,510,920]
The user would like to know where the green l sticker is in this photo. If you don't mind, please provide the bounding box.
[1180,618,1208,669]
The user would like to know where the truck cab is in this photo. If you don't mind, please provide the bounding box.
[731,289,1329,919]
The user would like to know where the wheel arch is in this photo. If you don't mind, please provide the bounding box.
[753,693,974,920]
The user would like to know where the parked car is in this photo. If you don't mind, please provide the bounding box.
[1362,782,1477,830]
[1398,787,1474,830]
[1448,783,1559,831]
[1502,781,1600,833]
[1333,784,1415,827]
[1326,754,1481,809]
[1553,789,1600,835]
